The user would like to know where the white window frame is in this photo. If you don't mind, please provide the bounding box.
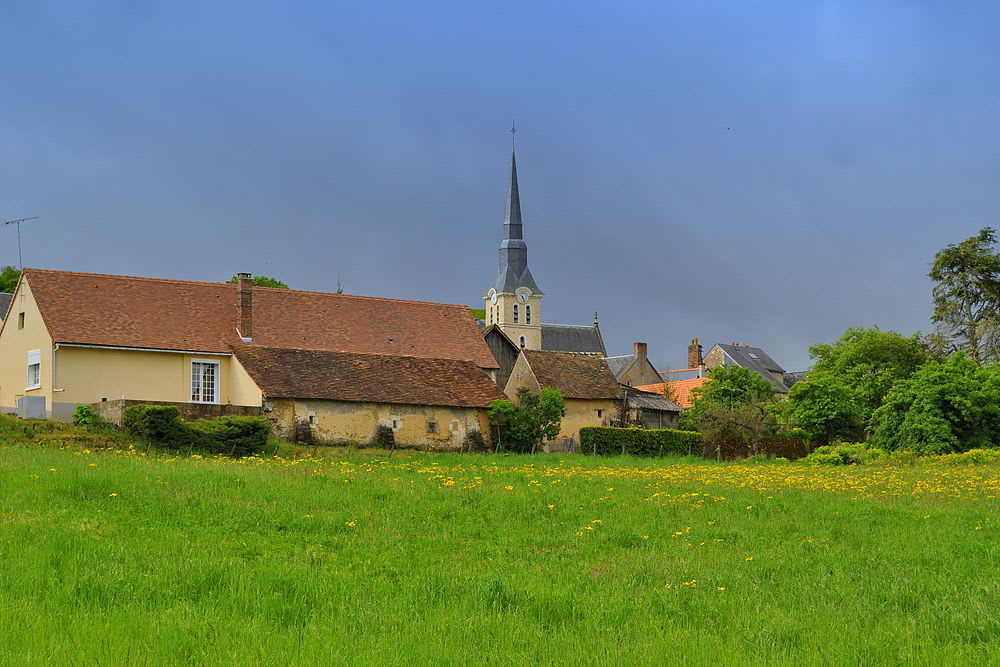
[190,359,220,404]
[26,349,41,391]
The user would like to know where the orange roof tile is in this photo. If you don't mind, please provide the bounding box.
[634,377,710,409]
[24,269,498,368]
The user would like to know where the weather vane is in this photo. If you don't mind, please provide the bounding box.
[511,116,516,150]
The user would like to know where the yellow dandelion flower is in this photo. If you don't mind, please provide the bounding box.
[547,504,555,509]
[504,485,514,491]
[745,557,753,561]
[717,587,726,591]
[109,493,118,497]
[642,535,649,540]
[304,514,314,518]
[345,521,356,527]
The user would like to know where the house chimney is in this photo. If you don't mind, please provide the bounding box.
[236,273,252,341]
[688,337,703,369]
[633,342,647,364]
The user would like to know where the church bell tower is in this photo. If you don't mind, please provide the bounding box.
[485,127,543,350]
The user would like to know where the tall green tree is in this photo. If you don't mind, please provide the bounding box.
[0,265,20,293]
[686,366,778,452]
[870,353,1000,454]
[227,275,289,289]
[928,227,1000,364]
[788,327,929,440]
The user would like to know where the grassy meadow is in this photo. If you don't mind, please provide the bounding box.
[0,436,998,664]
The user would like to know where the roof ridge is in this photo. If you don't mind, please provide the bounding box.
[233,343,483,366]
[24,268,473,310]
[541,322,596,329]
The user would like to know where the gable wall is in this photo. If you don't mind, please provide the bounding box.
[0,278,53,415]
[618,359,663,387]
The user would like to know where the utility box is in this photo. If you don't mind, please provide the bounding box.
[17,395,46,419]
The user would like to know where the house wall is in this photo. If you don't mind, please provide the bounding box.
[483,328,518,389]
[618,360,662,387]
[266,398,490,450]
[558,397,619,441]
[703,345,725,369]
[0,278,54,416]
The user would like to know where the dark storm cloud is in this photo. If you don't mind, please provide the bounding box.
[2,1,999,372]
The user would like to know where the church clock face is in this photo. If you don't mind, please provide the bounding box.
[488,289,497,304]
[517,292,528,303]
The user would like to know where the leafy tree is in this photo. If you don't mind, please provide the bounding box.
[928,227,1000,364]
[870,353,1000,454]
[488,387,565,453]
[688,366,775,412]
[227,275,289,289]
[696,398,775,457]
[0,265,20,293]
[787,376,862,446]
[687,366,778,454]
[789,327,929,436]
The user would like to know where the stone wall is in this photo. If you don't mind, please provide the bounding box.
[91,399,261,426]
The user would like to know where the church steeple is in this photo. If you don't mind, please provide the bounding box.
[490,129,542,295]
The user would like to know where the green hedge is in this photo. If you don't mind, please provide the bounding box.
[580,426,703,457]
[122,405,269,456]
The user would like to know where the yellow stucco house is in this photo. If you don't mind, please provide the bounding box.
[0,269,502,448]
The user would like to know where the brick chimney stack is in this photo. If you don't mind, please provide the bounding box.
[237,273,253,341]
[633,341,648,364]
[688,337,703,369]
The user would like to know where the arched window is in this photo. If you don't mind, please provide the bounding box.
[519,336,526,348]
[513,304,519,323]
[525,305,531,324]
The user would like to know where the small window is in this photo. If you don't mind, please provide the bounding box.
[18,312,25,329]
[513,304,519,323]
[596,409,604,418]
[519,336,525,348]
[391,418,400,431]
[191,360,219,403]
[26,349,41,390]
[560,409,566,417]
[525,305,531,324]
[427,420,438,434]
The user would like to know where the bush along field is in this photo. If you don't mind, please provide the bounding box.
[0,420,999,664]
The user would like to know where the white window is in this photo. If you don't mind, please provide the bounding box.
[513,304,519,323]
[525,305,531,324]
[191,360,219,403]
[26,349,41,390]
[519,336,526,348]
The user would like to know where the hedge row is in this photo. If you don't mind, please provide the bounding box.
[580,426,703,457]
[122,404,269,457]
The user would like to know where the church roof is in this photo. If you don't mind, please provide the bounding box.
[541,323,606,355]
[490,147,542,295]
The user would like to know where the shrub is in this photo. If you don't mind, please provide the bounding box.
[122,405,190,447]
[189,416,270,457]
[934,448,1000,465]
[463,429,488,452]
[579,427,703,457]
[803,443,885,465]
[371,424,395,448]
[72,404,106,427]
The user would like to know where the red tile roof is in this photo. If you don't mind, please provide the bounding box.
[521,350,622,400]
[24,269,498,368]
[634,377,710,409]
[232,345,506,408]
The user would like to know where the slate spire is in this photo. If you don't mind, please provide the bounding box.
[491,127,542,295]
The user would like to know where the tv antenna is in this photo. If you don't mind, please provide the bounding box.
[2,216,38,270]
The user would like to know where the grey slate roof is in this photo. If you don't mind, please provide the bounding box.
[490,149,542,295]
[541,323,607,355]
[0,293,11,321]
[717,344,788,393]
[627,388,681,412]
[603,354,634,380]
[783,370,808,389]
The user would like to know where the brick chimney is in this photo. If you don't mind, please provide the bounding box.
[633,341,648,364]
[688,337,703,369]
[236,273,252,341]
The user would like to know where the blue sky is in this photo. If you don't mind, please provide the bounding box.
[2,1,999,371]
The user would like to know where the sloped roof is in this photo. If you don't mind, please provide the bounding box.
[541,323,606,354]
[22,269,498,368]
[233,345,506,408]
[0,293,11,321]
[635,377,710,409]
[627,389,681,412]
[522,350,621,400]
[603,354,633,380]
[714,343,789,394]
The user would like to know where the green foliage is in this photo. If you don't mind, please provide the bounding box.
[686,366,779,456]
[71,404,106,427]
[788,375,862,445]
[689,365,775,410]
[579,426,703,457]
[122,405,269,456]
[188,416,270,457]
[935,448,1000,465]
[928,227,1000,364]
[227,275,289,289]
[488,387,564,453]
[870,353,1000,454]
[469,308,486,320]
[803,443,885,465]
[0,265,20,293]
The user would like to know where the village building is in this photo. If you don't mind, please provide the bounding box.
[481,141,605,356]
[0,293,11,323]
[504,349,622,450]
[0,269,500,448]
[604,342,663,387]
[622,386,681,429]
[702,341,790,394]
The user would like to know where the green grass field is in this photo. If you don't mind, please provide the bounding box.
[0,439,997,664]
